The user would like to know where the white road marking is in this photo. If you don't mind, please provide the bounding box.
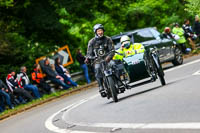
[45,95,99,133]
[193,70,200,75]
[63,122,200,129]
[164,59,200,73]
[45,59,200,133]
[46,98,200,132]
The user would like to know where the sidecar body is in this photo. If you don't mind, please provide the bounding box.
[123,53,150,82]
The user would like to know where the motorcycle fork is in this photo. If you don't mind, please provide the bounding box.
[112,73,129,90]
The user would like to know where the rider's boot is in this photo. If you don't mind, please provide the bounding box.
[99,86,107,97]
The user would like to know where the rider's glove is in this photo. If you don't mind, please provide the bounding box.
[105,56,111,63]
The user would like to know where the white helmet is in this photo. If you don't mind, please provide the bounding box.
[120,35,131,48]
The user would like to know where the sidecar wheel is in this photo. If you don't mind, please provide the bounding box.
[152,54,166,86]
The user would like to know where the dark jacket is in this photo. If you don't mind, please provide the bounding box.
[0,80,8,90]
[55,64,65,75]
[76,52,86,65]
[182,24,194,38]
[86,36,115,61]
[6,74,19,92]
[193,21,200,35]
[43,64,57,79]
[162,32,174,39]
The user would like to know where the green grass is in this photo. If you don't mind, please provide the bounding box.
[0,92,57,117]
[0,80,98,118]
[0,85,86,118]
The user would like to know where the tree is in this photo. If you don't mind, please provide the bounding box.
[185,0,200,16]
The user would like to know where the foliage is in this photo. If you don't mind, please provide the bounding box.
[185,0,200,16]
[0,0,14,7]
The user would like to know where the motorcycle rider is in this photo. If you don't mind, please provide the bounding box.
[113,35,145,60]
[85,24,115,97]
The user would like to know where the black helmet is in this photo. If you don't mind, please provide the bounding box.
[93,24,104,33]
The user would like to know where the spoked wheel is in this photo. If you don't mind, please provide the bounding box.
[107,76,118,102]
[152,54,166,86]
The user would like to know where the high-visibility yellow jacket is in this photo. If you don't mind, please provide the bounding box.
[172,27,186,44]
[113,43,145,60]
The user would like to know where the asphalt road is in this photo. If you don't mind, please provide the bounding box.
[1,55,200,133]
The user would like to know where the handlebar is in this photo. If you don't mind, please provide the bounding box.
[88,50,116,65]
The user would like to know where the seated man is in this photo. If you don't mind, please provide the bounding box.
[42,58,70,90]
[0,97,4,113]
[32,64,52,94]
[0,79,14,110]
[6,70,33,102]
[113,35,145,60]
[17,66,41,99]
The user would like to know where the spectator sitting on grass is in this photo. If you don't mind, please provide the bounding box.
[55,57,78,87]
[17,66,41,99]
[0,95,6,113]
[0,79,14,110]
[31,64,52,94]
[42,58,71,90]
[6,70,33,102]
[0,103,4,113]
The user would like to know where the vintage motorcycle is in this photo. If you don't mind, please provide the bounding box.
[89,47,166,103]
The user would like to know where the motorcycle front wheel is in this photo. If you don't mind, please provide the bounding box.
[107,76,118,102]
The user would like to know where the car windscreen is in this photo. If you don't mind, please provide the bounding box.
[133,29,155,43]
[149,28,161,40]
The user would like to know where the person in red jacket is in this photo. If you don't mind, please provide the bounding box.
[6,70,33,102]
[31,64,51,94]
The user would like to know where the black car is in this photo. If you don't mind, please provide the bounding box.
[111,27,183,66]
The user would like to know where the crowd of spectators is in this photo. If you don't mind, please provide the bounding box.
[163,15,200,53]
[0,53,91,114]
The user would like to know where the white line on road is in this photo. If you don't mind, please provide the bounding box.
[193,70,200,75]
[65,122,200,129]
[164,59,200,73]
[45,59,200,133]
[45,95,99,133]
[46,98,200,132]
